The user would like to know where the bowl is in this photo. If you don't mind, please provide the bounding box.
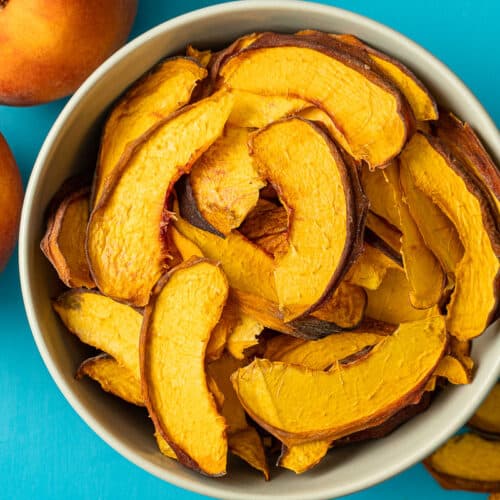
[19,1,500,499]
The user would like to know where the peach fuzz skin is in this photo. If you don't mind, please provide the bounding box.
[0,133,23,270]
[0,0,137,105]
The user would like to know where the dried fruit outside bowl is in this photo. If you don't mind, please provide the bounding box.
[19,1,500,499]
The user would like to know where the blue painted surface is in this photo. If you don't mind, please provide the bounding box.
[0,1,497,498]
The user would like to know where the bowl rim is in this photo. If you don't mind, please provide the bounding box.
[19,1,500,499]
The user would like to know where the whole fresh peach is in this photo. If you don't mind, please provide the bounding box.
[0,133,23,271]
[0,0,138,106]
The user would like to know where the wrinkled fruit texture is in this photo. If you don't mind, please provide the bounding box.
[399,164,464,293]
[271,370,436,475]
[250,117,354,320]
[365,268,438,324]
[310,282,366,328]
[279,440,330,474]
[329,33,438,121]
[226,311,264,360]
[345,242,401,290]
[436,112,500,212]
[424,433,500,493]
[400,133,499,340]
[230,287,360,340]
[53,290,142,379]
[227,90,307,129]
[382,162,445,309]
[190,126,264,235]
[232,316,447,446]
[174,208,278,303]
[141,259,229,476]
[87,91,234,306]
[266,330,387,370]
[206,300,240,362]
[93,57,207,206]
[219,34,413,167]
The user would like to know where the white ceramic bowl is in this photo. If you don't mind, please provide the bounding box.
[19,1,500,499]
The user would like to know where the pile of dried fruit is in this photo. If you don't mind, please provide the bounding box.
[41,32,499,479]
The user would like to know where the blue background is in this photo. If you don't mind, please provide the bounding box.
[0,1,498,498]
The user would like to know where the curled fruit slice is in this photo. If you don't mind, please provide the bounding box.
[310,282,366,328]
[141,258,229,476]
[76,354,143,407]
[361,162,444,308]
[231,288,363,340]
[219,33,414,167]
[166,225,204,270]
[87,90,233,306]
[365,268,438,324]
[331,33,438,121]
[206,300,240,362]
[359,165,400,229]
[383,162,445,309]
[250,117,357,321]
[435,112,500,213]
[93,57,207,206]
[228,428,269,480]
[281,390,433,474]
[266,330,387,370]
[232,316,447,446]
[433,355,471,385]
[226,312,264,360]
[279,441,330,474]
[227,90,307,129]
[53,290,142,379]
[424,433,500,493]
[41,185,95,288]
[188,126,265,235]
[399,132,499,340]
[399,164,464,294]
[174,210,278,303]
[345,240,401,290]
